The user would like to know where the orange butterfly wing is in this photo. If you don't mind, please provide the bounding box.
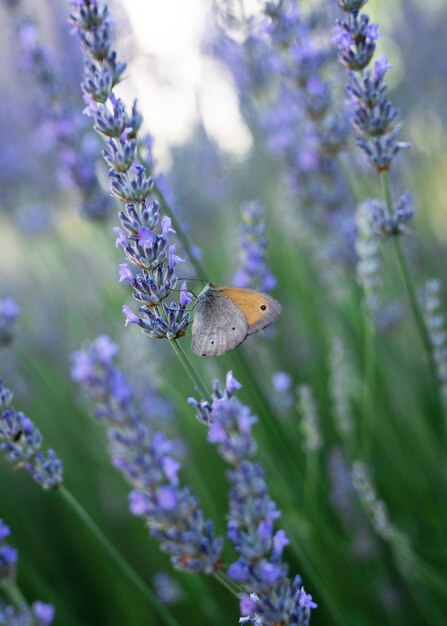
[217,286,282,335]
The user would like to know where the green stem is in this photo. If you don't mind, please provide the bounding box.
[212,571,241,599]
[58,486,181,626]
[362,309,375,458]
[380,173,434,367]
[169,339,211,401]
[0,581,26,607]
[154,184,207,280]
[304,451,319,517]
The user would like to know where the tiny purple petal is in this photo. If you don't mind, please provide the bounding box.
[366,23,380,42]
[168,245,185,270]
[207,419,227,444]
[273,529,290,555]
[71,351,94,382]
[138,227,154,247]
[162,456,181,481]
[228,561,248,582]
[129,490,150,516]
[259,561,283,584]
[32,601,55,626]
[299,588,318,609]
[94,335,118,363]
[161,215,175,237]
[374,55,391,82]
[180,282,193,307]
[114,226,127,248]
[119,263,134,284]
[272,372,292,393]
[0,545,18,565]
[240,594,258,616]
[226,371,242,395]
[257,518,273,542]
[0,298,20,319]
[157,486,178,511]
[123,305,140,327]
[0,522,11,542]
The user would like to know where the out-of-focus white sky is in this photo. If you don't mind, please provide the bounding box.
[118,0,261,167]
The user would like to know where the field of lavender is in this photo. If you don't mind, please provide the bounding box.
[1,0,447,624]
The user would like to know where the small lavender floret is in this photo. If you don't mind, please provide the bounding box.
[31,602,55,626]
[0,380,63,490]
[190,372,316,625]
[0,298,20,347]
[72,336,223,574]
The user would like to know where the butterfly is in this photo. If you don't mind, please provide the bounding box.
[191,283,282,357]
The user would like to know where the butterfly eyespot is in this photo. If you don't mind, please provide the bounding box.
[232,327,236,330]
[211,341,214,344]
[260,305,267,311]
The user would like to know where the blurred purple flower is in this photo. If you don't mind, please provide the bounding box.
[71,336,223,574]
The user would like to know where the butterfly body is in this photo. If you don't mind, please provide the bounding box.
[191,283,282,357]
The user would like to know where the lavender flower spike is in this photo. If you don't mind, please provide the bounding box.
[4,0,113,221]
[0,519,55,625]
[334,0,411,172]
[71,336,223,574]
[0,380,63,490]
[68,0,190,340]
[191,372,317,625]
[0,297,20,347]
[234,201,277,293]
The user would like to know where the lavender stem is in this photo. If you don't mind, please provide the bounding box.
[58,486,181,626]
